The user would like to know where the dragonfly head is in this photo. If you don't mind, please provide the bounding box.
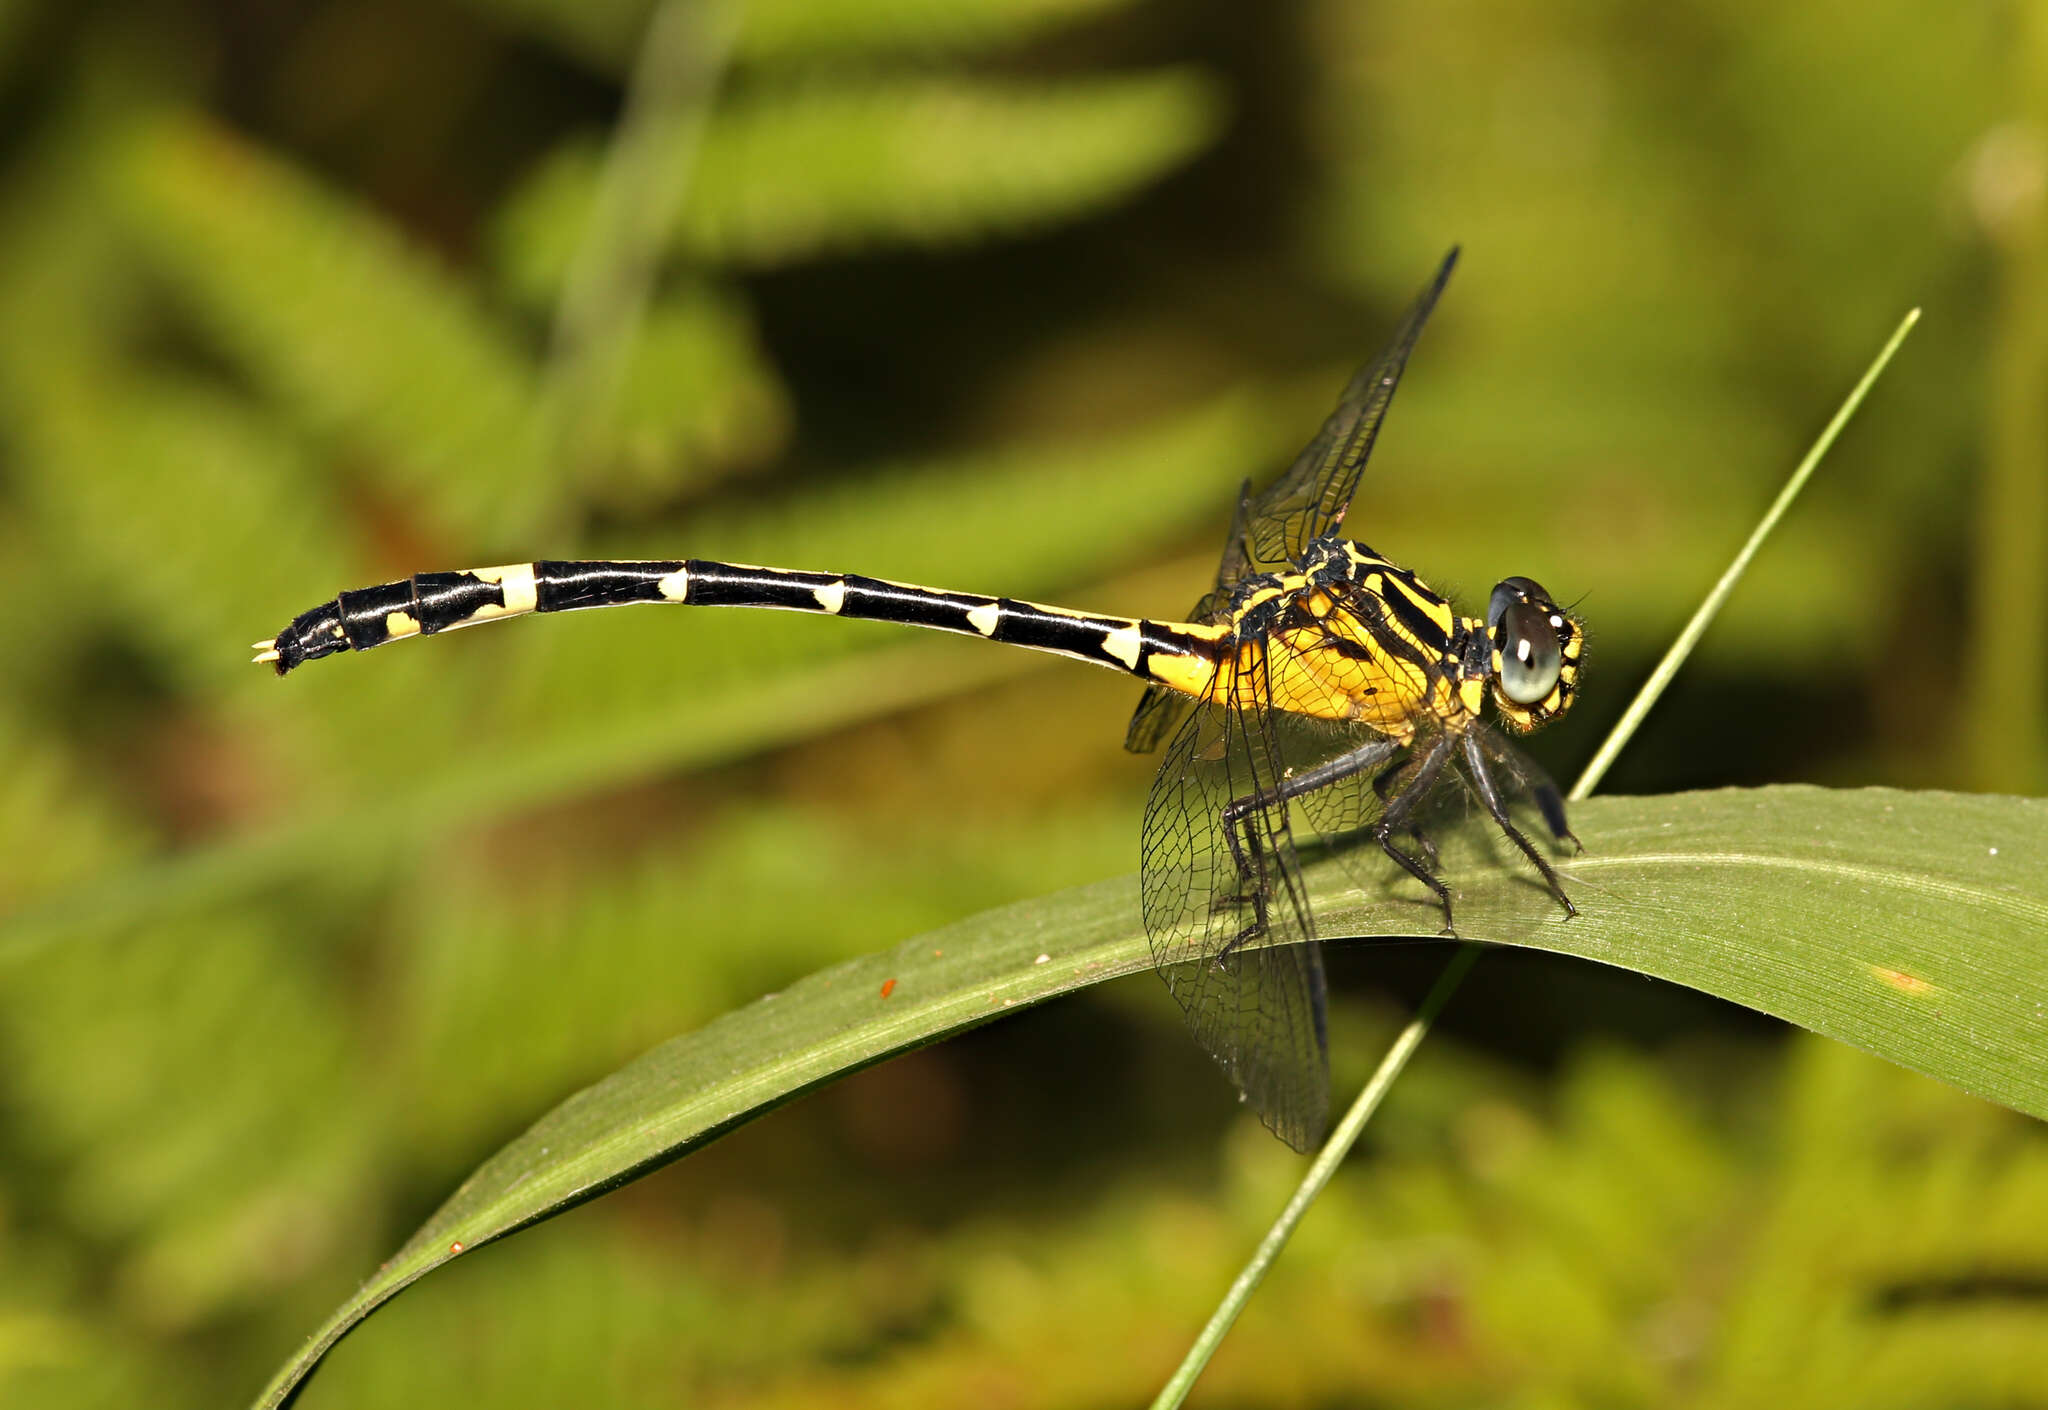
[1485,577,1581,732]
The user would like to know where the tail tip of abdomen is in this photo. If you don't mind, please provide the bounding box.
[254,602,351,676]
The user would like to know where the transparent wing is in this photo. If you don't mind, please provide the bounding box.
[1244,248,1458,570]
[1124,681,1194,756]
[1129,251,1456,755]
[1139,656,1330,1151]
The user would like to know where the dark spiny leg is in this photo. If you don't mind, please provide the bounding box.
[1461,731,1577,917]
[1217,737,1404,962]
[1372,753,1440,870]
[1374,732,1456,932]
[1370,755,1406,804]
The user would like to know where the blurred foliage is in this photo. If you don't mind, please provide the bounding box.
[0,0,2042,1404]
[237,1037,2048,1408]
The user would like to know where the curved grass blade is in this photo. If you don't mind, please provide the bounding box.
[256,785,2048,1408]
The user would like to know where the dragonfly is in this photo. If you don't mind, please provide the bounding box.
[256,248,1583,1151]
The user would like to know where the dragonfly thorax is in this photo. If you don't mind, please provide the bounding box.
[1207,536,1581,740]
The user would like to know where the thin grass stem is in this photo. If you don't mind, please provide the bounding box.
[1571,307,1922,802]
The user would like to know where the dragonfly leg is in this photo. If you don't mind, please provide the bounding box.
[1372,731,1456,933]
[1370,755,1406,803]
[1371,754,1440,870]
[1460,730,1577,917]
[1217,737,1405,959]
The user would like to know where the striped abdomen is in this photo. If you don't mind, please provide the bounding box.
[256,559,1230,699]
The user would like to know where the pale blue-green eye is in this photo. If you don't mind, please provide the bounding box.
[1498,599,1561,705]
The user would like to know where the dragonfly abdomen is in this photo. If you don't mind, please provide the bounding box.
[255,558,1231,693]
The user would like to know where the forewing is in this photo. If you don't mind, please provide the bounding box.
[1133,251,1456,754]
[1139,676,1330,1150]
[1245,249,1459,569]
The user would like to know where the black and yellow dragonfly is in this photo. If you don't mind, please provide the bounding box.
[257,248,1582,1150]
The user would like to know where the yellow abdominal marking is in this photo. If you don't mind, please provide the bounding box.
[1100,625,1144,669]
[476,563,539,615]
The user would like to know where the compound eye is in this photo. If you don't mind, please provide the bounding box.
[1488,576,1549,633]
[1497,599,1562,705]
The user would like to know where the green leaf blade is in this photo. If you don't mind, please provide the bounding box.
[1518,788,2048,1119]
[256,785,2048,1407]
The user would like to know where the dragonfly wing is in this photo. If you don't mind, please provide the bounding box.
[1140,682,1330,1151]
[1124,682,1191,754]
[1246,249,1459,569]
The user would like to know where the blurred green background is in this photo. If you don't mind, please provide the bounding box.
[4,0,2047,1404]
